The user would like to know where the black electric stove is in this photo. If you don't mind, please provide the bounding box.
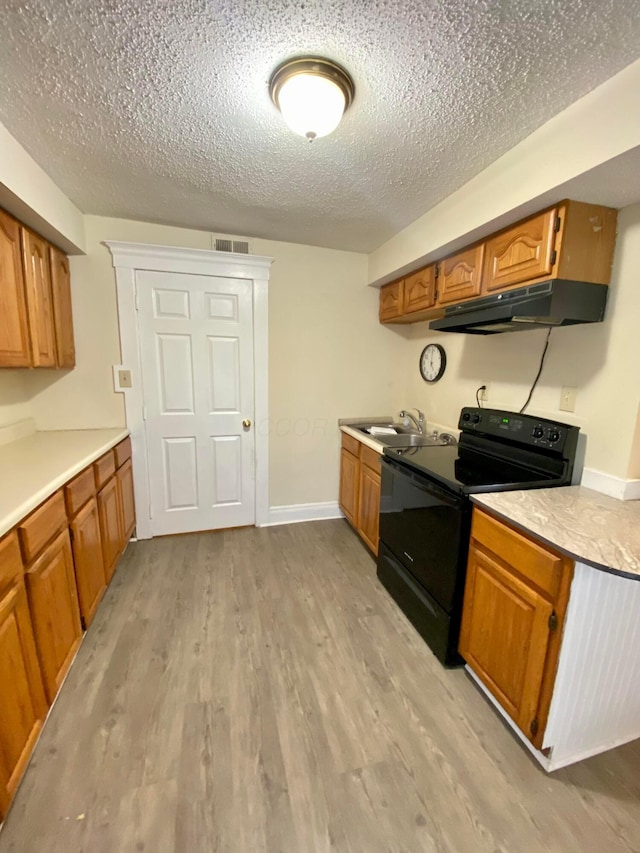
[377,407,579,665]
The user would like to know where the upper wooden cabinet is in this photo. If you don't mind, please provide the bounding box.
[484,208,557,293]
[379,264,439,324]
[0,206,75,370]
[21,229,57,368]
[438,245,485,305]
[0,210,31,367]
[378,199,617,325]
[379,279,404,322]
[404,266,436,315]
[49,246,76,369]
[459,508,573,748]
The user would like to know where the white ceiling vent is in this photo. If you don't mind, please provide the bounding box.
[211,234,251,254]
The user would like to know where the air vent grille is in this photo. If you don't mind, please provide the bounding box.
[212,234,250,254]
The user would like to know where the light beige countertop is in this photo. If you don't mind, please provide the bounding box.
[0,428,129,538]
[339,424,387,454]
[472,486,640,580]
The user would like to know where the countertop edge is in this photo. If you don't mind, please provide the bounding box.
[470,496,638,582]
[0,428,130,538]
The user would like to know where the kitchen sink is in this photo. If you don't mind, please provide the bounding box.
[351,423,455,447]
[381,433,448,447]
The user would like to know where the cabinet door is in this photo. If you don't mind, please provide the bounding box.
[49,246,76,369]
[483,208,557,293]
[339,449,359,527]
[404,267,436,314]
[358,464,380,555]
[0,581,48,819]
[24,530,82,704]
[459,543,554,742]
[70,497,106,629]
[0,210,31,367]
[379,280,404,322]
[116,458,136,543]
[98,476,123,582]
[21,229,56,367]
[438,245,485,305]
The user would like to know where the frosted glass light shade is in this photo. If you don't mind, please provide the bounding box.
[277,73,346,140]
[269,57,355,142]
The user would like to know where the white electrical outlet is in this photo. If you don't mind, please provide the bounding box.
[479,385,489,402]
[560,386,577,412]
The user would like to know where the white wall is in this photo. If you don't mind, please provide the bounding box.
[0,372,33,428]
[398,203,640,480]
[25,216,408,507]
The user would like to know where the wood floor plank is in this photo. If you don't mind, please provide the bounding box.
[1,520,639,852]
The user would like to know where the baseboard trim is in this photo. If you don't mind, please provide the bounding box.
[580,468,640,500]
[262,501,344,527]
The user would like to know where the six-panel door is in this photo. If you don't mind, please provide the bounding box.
[137,270,256,536]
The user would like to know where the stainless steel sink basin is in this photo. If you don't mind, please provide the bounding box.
[353,423,415,436]
[382,433,448,447]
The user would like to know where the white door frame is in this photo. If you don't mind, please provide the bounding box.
[106,241,273,540]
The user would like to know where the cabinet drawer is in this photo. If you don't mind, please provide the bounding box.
[471,509,564,600]
[341,432,361,458]
[18,491,67,564]
[0,532,23,594]
[93,450,116,489]
[114,436,132,468]
[360,444,381,475]
[65,466,96,518]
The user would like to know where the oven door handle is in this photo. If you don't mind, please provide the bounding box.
[382,457,465,509]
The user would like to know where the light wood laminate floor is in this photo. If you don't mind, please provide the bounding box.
[1,521,639,852]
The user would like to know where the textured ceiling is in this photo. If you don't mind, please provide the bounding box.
[1,0,640,252]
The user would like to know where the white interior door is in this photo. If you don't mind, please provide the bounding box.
[137,270,255,535]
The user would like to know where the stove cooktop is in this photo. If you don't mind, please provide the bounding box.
[383,443,560,495]
[383,406,580,495]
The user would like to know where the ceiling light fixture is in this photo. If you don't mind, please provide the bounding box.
[268,56,355,142]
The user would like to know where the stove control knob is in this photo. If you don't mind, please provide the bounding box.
[548,430,560,443]
[532,427,544,439]
[462,412,471,422]
[471,414,481,424]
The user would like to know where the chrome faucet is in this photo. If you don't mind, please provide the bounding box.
[399,408,426,434]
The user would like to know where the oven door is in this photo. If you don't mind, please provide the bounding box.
[378,457,471,614]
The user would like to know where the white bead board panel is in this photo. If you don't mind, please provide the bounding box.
[543,561,640,769]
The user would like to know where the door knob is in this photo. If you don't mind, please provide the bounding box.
[242,418,252,430]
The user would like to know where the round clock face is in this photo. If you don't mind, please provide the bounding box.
[419,344,447,383]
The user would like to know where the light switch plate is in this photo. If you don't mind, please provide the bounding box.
[113,365,133,391]
[560,386,577,412]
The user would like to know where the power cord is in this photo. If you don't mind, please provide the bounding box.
[519,328,552,414]
[475,385,487,408]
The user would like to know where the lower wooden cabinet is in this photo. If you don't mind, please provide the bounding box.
[24,530,82,704]
[459,508,573,748]
[339,447,360,526]
[339,434,381,556]
[358,460,381,555]
[0,580,48,820]
[117,458,136,541]
[97,476,123,582]
[70,497,106,629]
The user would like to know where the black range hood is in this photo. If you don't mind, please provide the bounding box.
[429,279,608,335]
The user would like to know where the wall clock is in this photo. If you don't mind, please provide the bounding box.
[419,344,447,383]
